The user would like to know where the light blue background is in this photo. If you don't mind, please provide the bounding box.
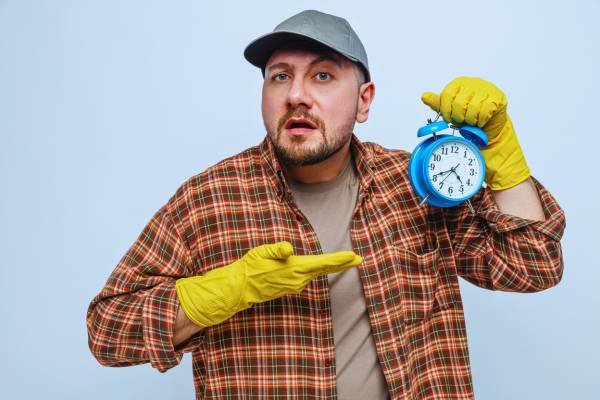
[1,1,598,399]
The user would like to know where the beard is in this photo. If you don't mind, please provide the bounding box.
[265,105,356,166]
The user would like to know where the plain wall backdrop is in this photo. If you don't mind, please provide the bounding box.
[1,0,598,398]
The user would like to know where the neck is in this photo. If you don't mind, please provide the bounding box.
[283,140,351,184]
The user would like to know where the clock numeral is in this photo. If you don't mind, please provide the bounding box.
[433,154,441,162]
[448,186,454,194]
[432,175,438,182]
[464,150,468,158]
[439,182,444,190]
[451,146,459,154]
[468,158,474,166]
[469,168,475,176]
[459,185,464,193]
[429,163,435,171]
[441,147,448,155]
[467,178,472,186]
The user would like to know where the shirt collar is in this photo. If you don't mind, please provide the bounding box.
[259,134,375,202]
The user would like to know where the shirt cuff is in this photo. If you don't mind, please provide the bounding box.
[142,281,202,372]
[475,176,566,241]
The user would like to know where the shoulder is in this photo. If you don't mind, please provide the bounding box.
[176,145,264,196]
[164,144,267,218]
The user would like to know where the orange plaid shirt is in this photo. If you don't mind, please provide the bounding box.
[87,134,565,399]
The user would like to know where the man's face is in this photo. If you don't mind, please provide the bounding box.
[261,47,364,166]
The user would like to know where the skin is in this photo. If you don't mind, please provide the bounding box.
[173,45,545,347]
[491,178,545,221]
[261,47,375,183]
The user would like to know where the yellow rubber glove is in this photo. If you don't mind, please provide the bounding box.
[175,241,363,328]
[421,76,530,190]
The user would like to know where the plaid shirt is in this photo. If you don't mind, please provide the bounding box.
[87,134,565,399]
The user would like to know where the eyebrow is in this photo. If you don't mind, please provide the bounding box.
[308,54,343,68]
[265,54,344,73]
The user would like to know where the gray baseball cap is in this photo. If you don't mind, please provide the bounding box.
[244,10,371,82]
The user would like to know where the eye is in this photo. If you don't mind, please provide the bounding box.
[315,72,332,81]
[273,73,289,81]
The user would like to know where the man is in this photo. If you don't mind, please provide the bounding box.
[87,10,565,399]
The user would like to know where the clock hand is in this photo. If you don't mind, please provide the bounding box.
[435,163,461,178]
[439,168,455,184]
[452,167,463,184]
[434,168,453,177]
[440,163,462,186]
[448,163,461,181]
[452,163,462,177]
[421,163,462,207]
[421,168,451,206]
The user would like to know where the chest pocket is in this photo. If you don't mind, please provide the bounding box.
[395,239,456,324]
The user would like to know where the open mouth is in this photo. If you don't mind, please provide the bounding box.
[284,118,318,132]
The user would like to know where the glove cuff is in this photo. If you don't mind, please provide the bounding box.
[481,117,531,190]
[175,277,214,328]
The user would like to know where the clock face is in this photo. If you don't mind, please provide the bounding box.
[426,139,483,200]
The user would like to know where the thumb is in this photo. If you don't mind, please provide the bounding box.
[421,91,440,113]
[251,241,294,260]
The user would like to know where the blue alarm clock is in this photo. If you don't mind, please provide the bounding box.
[408,117,489,209]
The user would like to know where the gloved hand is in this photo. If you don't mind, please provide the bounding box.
[421,76,530,190]
[175,241,363,328]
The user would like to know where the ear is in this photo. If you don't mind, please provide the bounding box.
[356,82,375,123]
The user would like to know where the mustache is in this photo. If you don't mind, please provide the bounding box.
[276,106,325,134]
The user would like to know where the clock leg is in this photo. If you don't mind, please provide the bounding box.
[466,200,476,216]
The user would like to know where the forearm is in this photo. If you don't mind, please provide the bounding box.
[490,177,545,221]
[173,305,204,348]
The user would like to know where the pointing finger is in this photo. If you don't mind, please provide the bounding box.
[289,251,361,275]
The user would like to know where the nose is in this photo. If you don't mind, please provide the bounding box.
[287,76,313,109]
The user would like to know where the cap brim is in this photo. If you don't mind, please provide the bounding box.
[244,30,360,72]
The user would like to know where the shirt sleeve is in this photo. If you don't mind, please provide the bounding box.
[86,191,203,373]
[441,176,566,292]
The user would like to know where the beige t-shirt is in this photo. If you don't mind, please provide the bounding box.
[287,158,389,400]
